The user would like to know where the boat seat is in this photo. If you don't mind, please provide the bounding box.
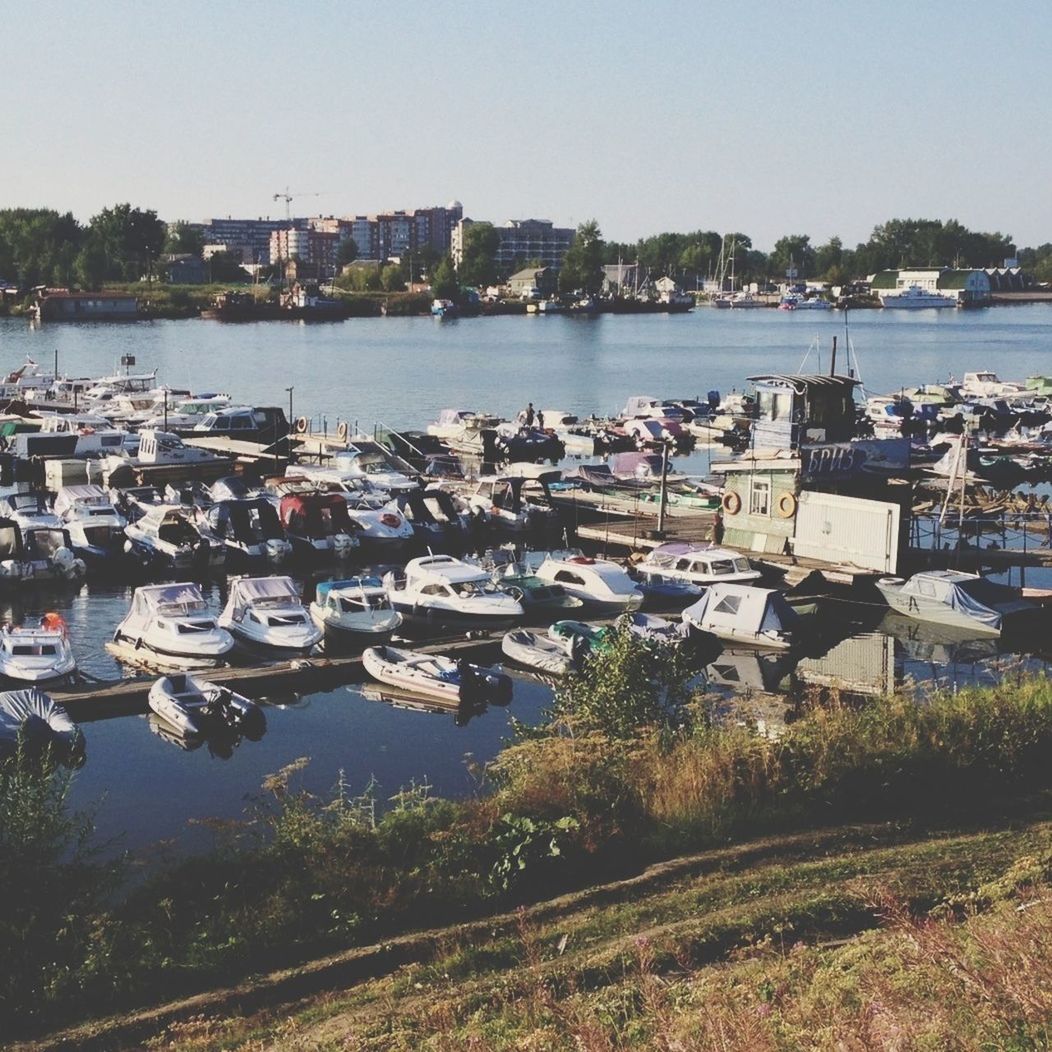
[167,673,189,692]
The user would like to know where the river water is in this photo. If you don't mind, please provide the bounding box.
[2,306,1051,856]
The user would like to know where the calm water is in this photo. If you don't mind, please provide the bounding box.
[3,306,1052,856]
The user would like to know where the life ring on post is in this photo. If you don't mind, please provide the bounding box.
[721,491,741,516]
[294,416,309,435]
[777,492,798,519]
[336,421,349,442]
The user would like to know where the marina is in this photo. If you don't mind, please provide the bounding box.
[4,307,1052,855]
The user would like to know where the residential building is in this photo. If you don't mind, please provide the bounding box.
[269,227,339,274]
[452,218,575,274]
[201,217,287,265]
[507,267,557,297]
[161,254,206,284]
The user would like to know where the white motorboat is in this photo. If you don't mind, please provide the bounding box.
[681,583,798,649]
[309,577,403,643]
[218,576,321,655]
[287,469,415,546]
[879,285,956,309]
[362,644,512,705]
[54,485,128,563]
[137,393,233,430]
[103,429,230,482]
[384,554,524,628]
[113,583,234,668]
[204,499,293,562]
[147,672,265,739]
[426,408,503,444]
[0,614,76,683]
[635,542,760,586]
[124,503,225,571]
[454,469,561,531]
[331,444,419,494]
[533,554,644,614]
[501,628,577,676]
[0,688,84,765]
[4,493,62,533]
[875,570,1035,637]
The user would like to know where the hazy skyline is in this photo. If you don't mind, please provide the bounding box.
[6,1,1052,251]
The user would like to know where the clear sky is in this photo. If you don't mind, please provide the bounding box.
[5,0,1051,251]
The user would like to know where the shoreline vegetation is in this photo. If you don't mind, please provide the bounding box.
[8,628,1052,1047]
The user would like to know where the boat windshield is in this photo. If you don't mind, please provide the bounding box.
[451,580,491,597]
[339,595,389,612]
[157,599,208,616]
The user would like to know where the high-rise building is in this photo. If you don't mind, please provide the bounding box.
[451,218,575,273]
[201,217,287,265]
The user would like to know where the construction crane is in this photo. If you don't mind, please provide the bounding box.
[272,187,328,222]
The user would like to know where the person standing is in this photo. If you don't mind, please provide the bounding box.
[524,403,535,427]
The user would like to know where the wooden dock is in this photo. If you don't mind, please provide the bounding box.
[56,635,503,723]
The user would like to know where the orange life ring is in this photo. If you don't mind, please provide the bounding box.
[777,492,797,518]
[721,491,741,515]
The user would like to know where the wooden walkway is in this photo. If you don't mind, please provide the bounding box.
[56,635,503,723]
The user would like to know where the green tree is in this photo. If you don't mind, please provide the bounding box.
[431,255,458,301]
[88,204,165,281]
[73,235,110,288]
[558,220,604,294]
[336,237,359,267]
[770,234,816,280]
[380,262,405,292]
[163,221,204,257]
[457,221,500,287]
[0,209,83,287]
[815,236,843,278]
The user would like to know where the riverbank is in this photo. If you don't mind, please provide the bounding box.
[9,630,1052,1044]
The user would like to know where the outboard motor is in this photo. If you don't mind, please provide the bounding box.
[332,532,357,557]
[707,389,721,410]
[264,538,292,562]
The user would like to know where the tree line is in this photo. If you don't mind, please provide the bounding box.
[2,206,1049,295]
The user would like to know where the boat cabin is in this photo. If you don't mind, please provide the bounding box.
[207,499,286,544]
[278,492,353,539]
[748,374,859,450]
[192,405,289,441]
[639,542,759,584]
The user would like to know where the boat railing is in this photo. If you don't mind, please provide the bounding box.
[373,421,429,461]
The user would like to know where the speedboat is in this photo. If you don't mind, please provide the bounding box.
[218,576,321,655]
[331,444,419,494]
[113,583,234,668]
[309,577,403,643]
[137,393,233,430]
[278,492,359,558]
[681,583,798,649]
[486,558,585,616]
[635,543,760,586]
[124,503,225,571]
[4,493,62,533]
[54,485,128,564]
[533,553,644,614]
[875,570,1036,637]
[878,285,956,309]
[362,644,512,705]
[147,672,265,739]
[205,499,292,563]
[0,688,84,765]
[501,628,577,676]
[0,614,76,683]
[454,469,562,531]
[390,490,468,549]
[548,619,614,659]
[384,554,524,629]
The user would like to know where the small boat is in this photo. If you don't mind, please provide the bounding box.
[124,504,225,571]
[218,576,322,655]
[54,485,128,564]
[875,570,1035,637]
[385,555,524,629]
[147,672,265,739]
[548,619,614,658]
[390,489,468,549]
[0,687,84,765]
[0,614,76,683]
[455,469,562,531]
[501,628,577,676]
[278,492,359,558]
[4,493,62,533]
[113,583,234,668]
[533,554,644,614]
[362,644,512,705]
[635,543,761,586]
[681,584,799,649]
[431,298,458,318]
[309,577,403,643]
[622,611,684,644]
[637,574,704,606]
[205,498,293,563]
[488,559,585,615]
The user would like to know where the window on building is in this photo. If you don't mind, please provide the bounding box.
[750,479,771,516]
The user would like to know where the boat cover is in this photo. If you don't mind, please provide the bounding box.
[896,574,1016,632]
[0,687,83,762]
[54,485,110,516]
[683,584,798,638]
[131,583,207,615]
[316,576,383,600]
[227,576,300,619]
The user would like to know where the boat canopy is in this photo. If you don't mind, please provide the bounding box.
[0,687,82,762]
[895,571,1021,632]
[405,555,487,586]
[279,493,352,536]
[684,584,798,637]
[227,576,300,619]
[207,499,284,541]
[54,485,110,516]
[0,519,24,559]
[131,583,208,616]
[316,576,384,601]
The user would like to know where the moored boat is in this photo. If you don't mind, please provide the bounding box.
[362,644,512,705]
[147,672,265,739]
[309,577,403,643]
[0,614,76,683]
[0,688,84,765]
[218,576,322,655]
